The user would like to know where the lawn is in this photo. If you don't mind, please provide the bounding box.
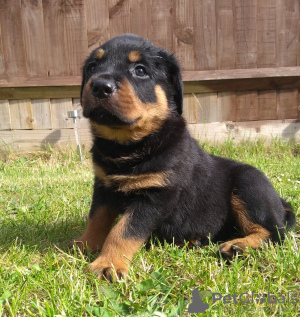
[0,140,299,316]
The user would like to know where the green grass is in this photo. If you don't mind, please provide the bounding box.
[0,140,299,317]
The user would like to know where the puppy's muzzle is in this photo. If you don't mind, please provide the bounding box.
[91,79,117,99]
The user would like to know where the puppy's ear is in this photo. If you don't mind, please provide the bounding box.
[158,50,183,115]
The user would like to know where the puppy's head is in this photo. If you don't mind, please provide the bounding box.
[81,34,183,143]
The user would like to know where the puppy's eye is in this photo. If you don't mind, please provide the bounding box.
[87,63,98,74]
[133,66,147,77]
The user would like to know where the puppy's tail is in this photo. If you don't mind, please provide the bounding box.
[281,198,296,230]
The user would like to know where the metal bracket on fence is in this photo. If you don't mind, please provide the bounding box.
[68,110,83,162]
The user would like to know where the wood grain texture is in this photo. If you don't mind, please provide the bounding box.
[183,77,300,95]
[85,0,110,50]
[257,0,276,68]
[217,92,237,122]
[236,91,259,122]
[50,98,74,129]
[277,89,299,120]
[0,86,80,100]
[31,99,52,130]
[182,94,197,124]
[0,1,27,77]
[194,93,218,123]
[9,99,33,130]
[188,119,300,143]
[0,76,82,88]
[64,0,88,76]
[108,0,131,38]
[21,0,47,77]
[0,21,5,77]
[258,90,277,120]
[0,128,92,153]
[151,0,173,51]
[234,0,257,69]
[130,0,152,40]
[276,0,300,67]
[0,100,11,130]
[182,67,300,81]
[193,0,217,70]
[216,0,235,70]
[42,0,69,76]
[173,0,194,71]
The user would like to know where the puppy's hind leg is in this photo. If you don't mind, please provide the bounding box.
[219,193,270,260]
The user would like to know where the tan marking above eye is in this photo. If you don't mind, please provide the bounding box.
[128,50,142,62]
[97,48,105,59]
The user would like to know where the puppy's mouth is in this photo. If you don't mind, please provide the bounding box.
[84,104,140,127]
[81,78,142,127]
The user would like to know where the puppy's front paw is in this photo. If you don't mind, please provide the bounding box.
[88,257,128,282]
[219,241,246,260]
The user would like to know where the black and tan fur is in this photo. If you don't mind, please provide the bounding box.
[71,34,296,281]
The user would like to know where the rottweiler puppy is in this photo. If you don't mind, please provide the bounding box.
[72,34,295,281]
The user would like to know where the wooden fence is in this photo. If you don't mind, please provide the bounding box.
[0,0,299,153]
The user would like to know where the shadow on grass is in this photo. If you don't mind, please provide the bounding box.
[0,216,87,253]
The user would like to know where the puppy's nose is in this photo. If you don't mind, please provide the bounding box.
[91,79,116,99]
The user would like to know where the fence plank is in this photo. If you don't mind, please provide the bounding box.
[277,89,299,120]
[50,98,74,129]
[43,0,69,76]
[0,128,92,153]
[131,0,152,40]
[188,119,300,143]
[276,0,300,67]
[108,0,131,38]
[31,99,52,130]
[85,0,110,50]
[0,100,11,130]
[216,0,235,70]
[173,0,195,71]
[0,23,5,77]
[258,90,277,120]
[151,0,173,51]
[234,0,257,69]
[236,91,259,122]
[65,0,88,76]
[194,93,218,123]
[257,0,276,68]
[0,0,27,77]
[193,0,217,71]
[183,77,300,95]
[183,94,197,124]
[217,92,237,122]
[9,100,33,130]
[21,0,47,77]
[0,86,80,100]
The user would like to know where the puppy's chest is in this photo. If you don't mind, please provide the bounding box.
[93,151,173,194]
